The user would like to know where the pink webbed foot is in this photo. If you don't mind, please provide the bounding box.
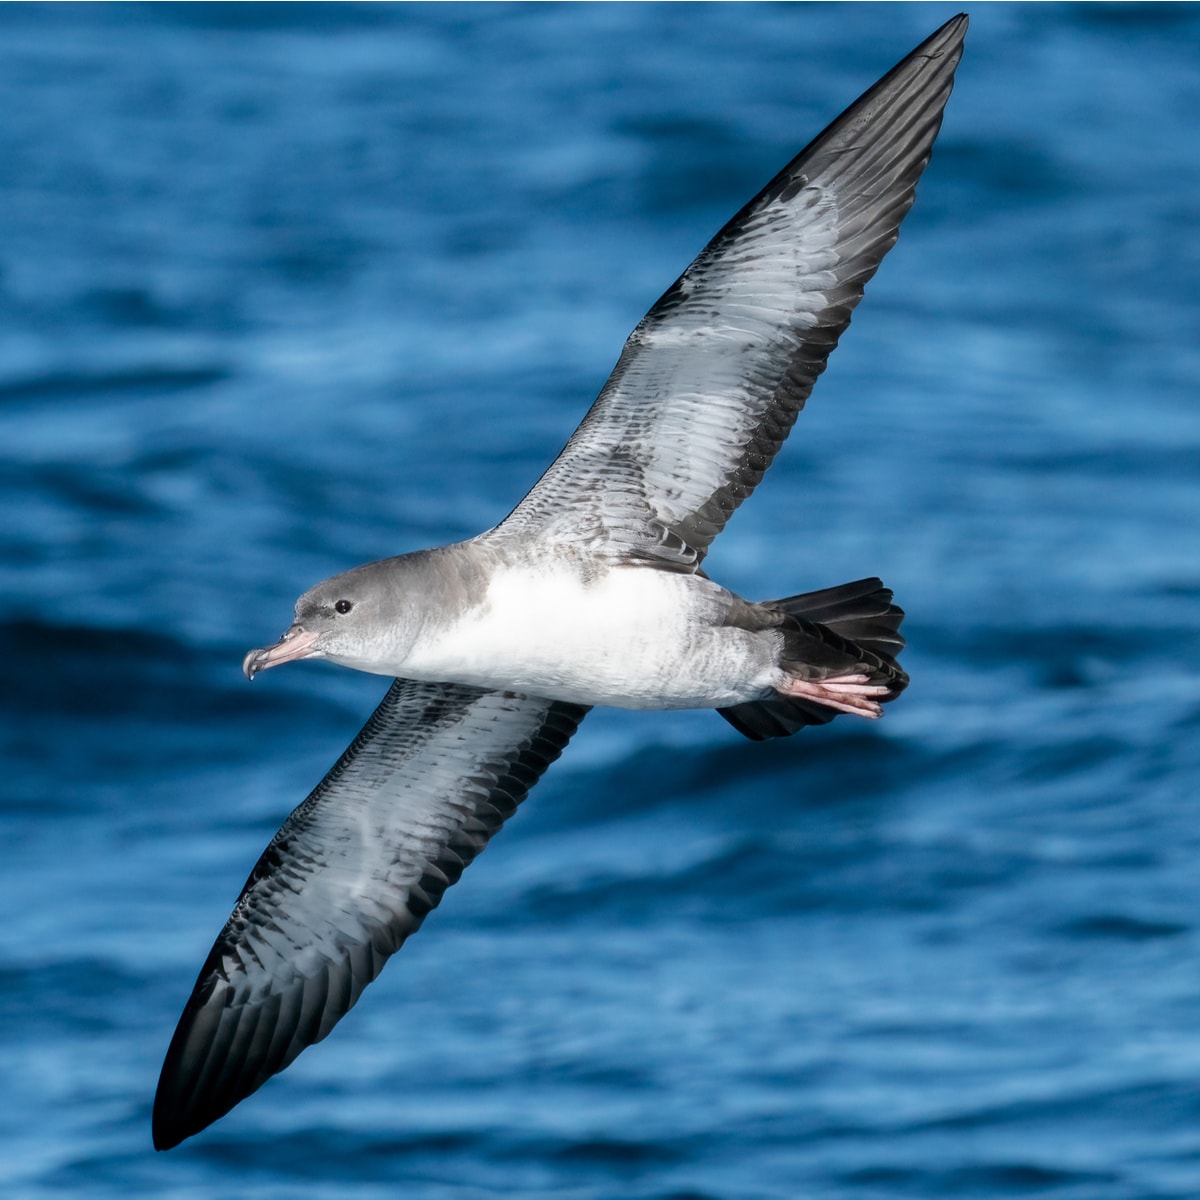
[776,672,889,719]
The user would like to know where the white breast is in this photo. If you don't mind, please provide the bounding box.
[400,562,775,709]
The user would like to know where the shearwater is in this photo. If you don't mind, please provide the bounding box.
[154,14,967,1150]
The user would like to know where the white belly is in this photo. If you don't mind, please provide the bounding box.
[399,563,777,709]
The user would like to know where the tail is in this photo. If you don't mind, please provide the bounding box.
[718,578,909,741]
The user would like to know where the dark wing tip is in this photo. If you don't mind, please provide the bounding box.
[152,1080,188,1150]
[152,933,388,1150]
[152,988,223,1151]
[153,1073,204,1151]
[153,974,269,1150]
[787,11,967,196]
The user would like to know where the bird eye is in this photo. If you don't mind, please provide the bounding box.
[334,599,353,615]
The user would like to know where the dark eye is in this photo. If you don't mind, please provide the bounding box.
[334,599,353,615]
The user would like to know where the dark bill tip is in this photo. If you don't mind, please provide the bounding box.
[242,625,321,679]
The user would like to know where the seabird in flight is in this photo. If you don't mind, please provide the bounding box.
[154,14,967,1149]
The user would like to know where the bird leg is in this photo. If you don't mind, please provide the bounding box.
[777,672,889,719]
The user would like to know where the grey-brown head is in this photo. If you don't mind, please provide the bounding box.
[242,558,416,680]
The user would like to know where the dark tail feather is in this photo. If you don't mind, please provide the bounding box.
[772,576,906,660]
[718,578,908,741]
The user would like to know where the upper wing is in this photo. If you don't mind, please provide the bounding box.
[494,15,966,569]
[153,680,588,1150]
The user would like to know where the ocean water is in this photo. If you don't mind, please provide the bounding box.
[3,3,1199,1197]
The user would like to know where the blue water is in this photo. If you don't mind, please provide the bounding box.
[3,2,1199,1196]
